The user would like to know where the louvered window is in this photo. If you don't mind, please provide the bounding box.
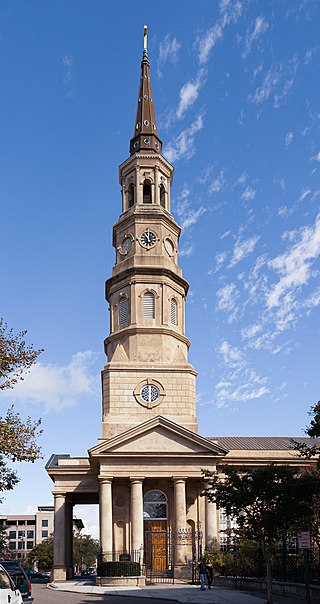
[128,184,134,208]
[160,184,165,208]
[143,292,155,318]
[170,299,177,325]
[119,297,127,324]
[143,179,152,204]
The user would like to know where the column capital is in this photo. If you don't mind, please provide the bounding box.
[172,476,188,483]
[129,476,145,483]
[98,476,113,484]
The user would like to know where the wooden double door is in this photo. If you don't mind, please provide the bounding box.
[144,520,172,577]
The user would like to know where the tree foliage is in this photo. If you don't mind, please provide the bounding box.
[0,318,43,390]
[293,400,320,461]
[73,534,99,568]
[0,318,43,500]
[27,535,54,570]
[203,464,320,604]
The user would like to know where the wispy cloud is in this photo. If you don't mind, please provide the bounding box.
[266,213,320,309]
[197,0,242,65]
[176,69,206,119]
[216,283,240,322]
[241,16,269,59]
[229,235,260,267]
[248,57,299,108]
[214,340,268,408]
[181,207,206,231]
[285,131,294,147]
[209,170,225,193]
[3,351,100,412]
[164,113,204,162]
[157,35,181,79]
[241,186,256,201]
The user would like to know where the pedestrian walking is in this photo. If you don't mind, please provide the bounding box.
[206,560,214,589]
[198,557,207,591]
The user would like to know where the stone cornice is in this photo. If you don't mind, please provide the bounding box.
[105,325,190,348]
[106,266,189,299]
[119,152,174,182]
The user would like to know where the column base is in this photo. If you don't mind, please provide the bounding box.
[52,566,67,581]
[174,564,191,580]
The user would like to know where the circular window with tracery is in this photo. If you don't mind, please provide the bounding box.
[140,384,160,403]
[134,379,165,409]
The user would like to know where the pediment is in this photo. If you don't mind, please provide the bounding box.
[89,416,228,458]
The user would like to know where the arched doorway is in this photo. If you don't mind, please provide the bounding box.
[144,490,172,581]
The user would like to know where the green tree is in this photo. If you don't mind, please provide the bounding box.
[73,534,99,569]
[0,318,43,501]
[27,536,54,570]
[203,465,320,604]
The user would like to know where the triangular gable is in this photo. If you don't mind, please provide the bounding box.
[89,415,228,457]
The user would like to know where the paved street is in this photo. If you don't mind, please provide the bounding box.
[31,580,305,604]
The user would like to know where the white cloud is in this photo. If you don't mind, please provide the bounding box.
[164,113,204,163]
[242,16,269,59]
[216,283,240,322]
[74,505,99,539]
[266,213,320,309]
[179,243,194,257]
[241,186,256,201]
[3,351,100,412]
[176,70,206,119]
[314,151,320,162]
[62,55,73,83]
[248,57,298,108]
[215,340,268,407]
[157,35,181,79]
[209,170,225,193]
[214,251,227,272]
[229,235,260,267]
[181,207,206,231]
[197,0,242,64]
[298,188,311,202]
[285,131,294,147]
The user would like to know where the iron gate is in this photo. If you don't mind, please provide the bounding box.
[144,528,202,584]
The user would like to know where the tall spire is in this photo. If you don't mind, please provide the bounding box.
[130,26,163,155]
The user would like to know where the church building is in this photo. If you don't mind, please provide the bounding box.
[46,28,316,583]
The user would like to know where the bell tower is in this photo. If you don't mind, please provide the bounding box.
[102,27,198,438]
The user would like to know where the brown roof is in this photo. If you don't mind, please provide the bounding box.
[207,436,318,451]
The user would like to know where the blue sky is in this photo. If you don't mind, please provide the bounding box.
[1,0,320,535]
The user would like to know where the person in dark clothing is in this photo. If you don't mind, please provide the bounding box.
[206,561,214,589]
[198,558,207,590]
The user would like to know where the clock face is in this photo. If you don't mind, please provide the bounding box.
[140,229,157,249]
[121,236,132,253]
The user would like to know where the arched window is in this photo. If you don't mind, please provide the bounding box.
[119,297,128,324]
[143,179,152,204]
[144,490,167,519]
[143,292,155,319]
[170,299,177,325]
[160,184,165,208]
[128,183,134,208]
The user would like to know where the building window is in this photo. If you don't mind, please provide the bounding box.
[18,531,25,538]
[144,490,167,520]
[42,519,48,527]
[143,179,152,204]
[128,183,134,208]
[27,520,35,526]
[18,541,25,550]
[9,531,16,539]
[9,542,16,550]
[27,541,33,550]
[119,297,127,324]
[160,184,165,208]
[42,530,48,538]
[170,299,177,325]
[27,530,34,539]
[18,520,25,525]
[143,292,155,319]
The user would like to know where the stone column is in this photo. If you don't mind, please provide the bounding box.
[130,477,144,557]
[99,477,113,559]
[52,493,67,581]
[205,493,218,551]
[135,167,141,205]
[154,167,160,204]
[173,477,189,578]
[65,497,74,578]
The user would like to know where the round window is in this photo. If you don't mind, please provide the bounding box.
[140,384,160,403]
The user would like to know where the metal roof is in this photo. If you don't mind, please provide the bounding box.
[207,436,318,451]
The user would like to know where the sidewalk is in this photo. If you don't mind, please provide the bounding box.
[49,579,303,603]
